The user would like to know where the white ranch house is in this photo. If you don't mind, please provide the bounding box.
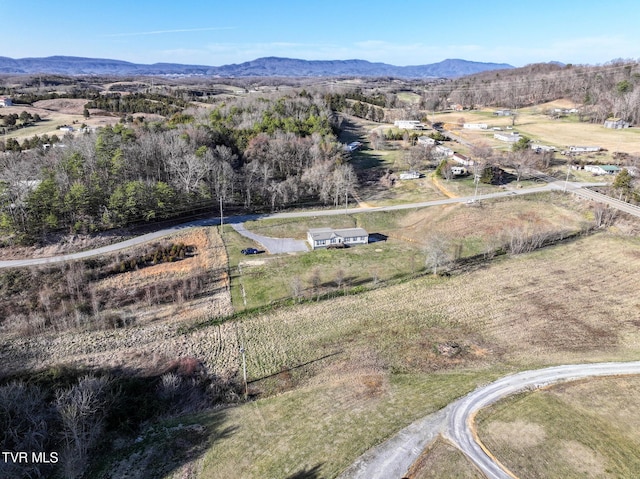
[394,120,426,130]
[463,123,488,130]
[307,227,369,250]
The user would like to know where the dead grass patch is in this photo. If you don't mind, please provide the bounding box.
[560,440,607,478]
[483,420,546,450]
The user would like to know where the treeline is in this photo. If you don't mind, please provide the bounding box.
[427,60,640,124]
[0,93,356,243]
[85,92,190,116]
[0,133,62,152]
[324,90,386,122]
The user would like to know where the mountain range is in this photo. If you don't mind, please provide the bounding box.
[0,56,514,78]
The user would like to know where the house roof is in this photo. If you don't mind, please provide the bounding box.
[308,227,368,241]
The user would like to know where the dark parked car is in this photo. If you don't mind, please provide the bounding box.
[241,248,260,255]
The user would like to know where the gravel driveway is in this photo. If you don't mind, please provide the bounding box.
[230,223,308,254]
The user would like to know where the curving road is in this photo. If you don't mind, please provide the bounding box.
[0,180,607,269]
[339,361,640,479]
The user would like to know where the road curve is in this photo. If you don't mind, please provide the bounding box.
[340,361,640,479]
[0,184,561,268]
[0,180,613,269]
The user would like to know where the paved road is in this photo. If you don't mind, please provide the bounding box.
[0,180,613,269]
[339,361,640,479]
[0,184,556,268]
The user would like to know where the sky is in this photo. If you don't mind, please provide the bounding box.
[3,0,640,67]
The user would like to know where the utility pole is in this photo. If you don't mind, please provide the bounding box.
[345,190,348,214]
[240,345,248,400]
[219,196,224,234]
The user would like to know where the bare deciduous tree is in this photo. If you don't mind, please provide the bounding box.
[56,375,112,479]
[424,234,453,275]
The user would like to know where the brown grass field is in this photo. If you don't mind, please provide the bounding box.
[432,100,640,158]
[2,215,640,477]
[1,98,156,142]
[477,376,640,478]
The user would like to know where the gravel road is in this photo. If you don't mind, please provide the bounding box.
[339,361,640,479]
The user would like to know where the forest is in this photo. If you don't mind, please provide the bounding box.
[0,91,356,243]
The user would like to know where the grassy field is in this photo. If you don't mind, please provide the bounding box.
[154,230,640,479]
[224,192,593,311]
[476,376,640,478]
[5,225,640,477]
[1,99,125,141]
[432,101,640,160]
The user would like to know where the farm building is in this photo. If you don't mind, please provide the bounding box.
[0,97,12,107]
[463,123,488,130]
[451,166,468,176]
[494,109,512,116]
[307,227,369,250]
[604,118,630,129]
[394,120,426,130]
[584,165,621,175]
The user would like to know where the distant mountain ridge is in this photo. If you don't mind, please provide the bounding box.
[0,55,513,78]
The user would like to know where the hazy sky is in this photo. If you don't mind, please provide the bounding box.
[3,0,639,67]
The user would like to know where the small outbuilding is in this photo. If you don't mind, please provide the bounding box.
[307,227,369,250]
[604,118,630,129]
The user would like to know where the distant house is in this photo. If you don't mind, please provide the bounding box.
[451,166,468,176]
[494,132,520,142]
[531,143,556,153]
[463,123,488,130]
[434,145,454,157]
[417,136,436,146]
[450,104,464,111]
[569,146,600,153]
[494,109,512,116]
[604,118,630,129]
[0,97,12,107]
[399,171,421,180]
[307,227,369,250]
[584,165,621,175]
[394,120,426,130]
[59,126,74,133]
[452,152,474,166]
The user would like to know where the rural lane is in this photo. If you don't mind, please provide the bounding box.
[0,180,615,268]
[339,361,640,479]
[0,183,558,268]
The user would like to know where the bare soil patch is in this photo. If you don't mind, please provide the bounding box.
[33,98,89,115]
